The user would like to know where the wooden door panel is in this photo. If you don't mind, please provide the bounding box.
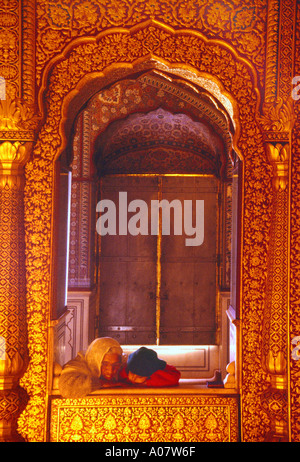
[160,261,216,345]
[98,175,219,346]
[193,261,217,327]
[99,260,157,344]
[160,176,218,345]
[99,176,158,344]
[161,176,218,258]
[99,259,128,344]
[160,261,197,345]
[125,260,157,344]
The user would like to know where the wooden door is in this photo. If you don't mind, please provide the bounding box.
[98,176,158,344]
[159,176,218,345]
[98,175,219,345]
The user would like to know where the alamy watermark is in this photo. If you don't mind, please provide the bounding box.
[292,76,300,100]
[96,192,204,247]
[0,336,5,360]
[0,76,6,101]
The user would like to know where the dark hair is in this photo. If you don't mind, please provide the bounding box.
[127,347,166,377]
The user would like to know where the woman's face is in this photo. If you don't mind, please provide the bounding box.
[101,353,121,381]
[128,371,147,384]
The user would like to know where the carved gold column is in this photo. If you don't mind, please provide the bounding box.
[259,98,293,442]
[0,97,34,441]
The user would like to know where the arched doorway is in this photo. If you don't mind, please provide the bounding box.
[19,23,271,442]
[54,69,240,382]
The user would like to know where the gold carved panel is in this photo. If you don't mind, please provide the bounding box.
[50,393,239,442]
[35,0,268,87]
[290,3,300,443]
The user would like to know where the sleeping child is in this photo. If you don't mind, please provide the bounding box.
[119,346,181,387]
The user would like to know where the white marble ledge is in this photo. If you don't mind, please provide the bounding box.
[51,380,238,397]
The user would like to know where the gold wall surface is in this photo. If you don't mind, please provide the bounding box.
[290,3,300,444]
[50,391,239,443]
[0,0,298,442]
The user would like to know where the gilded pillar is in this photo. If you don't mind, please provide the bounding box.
[0,97,34,441]
[260,0,296,442]
[259,98,294,441]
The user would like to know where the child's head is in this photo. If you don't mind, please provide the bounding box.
[126,347,166,384]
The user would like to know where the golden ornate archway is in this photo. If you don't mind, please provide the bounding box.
[14,20,277,442]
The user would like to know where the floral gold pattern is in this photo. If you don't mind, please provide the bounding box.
[290,3,300,443]
[35,0,268,87]
[50,394,239,442]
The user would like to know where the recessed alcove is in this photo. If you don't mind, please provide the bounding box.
[53,68,240,388]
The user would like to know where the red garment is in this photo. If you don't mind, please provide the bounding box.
[119,364,181,387]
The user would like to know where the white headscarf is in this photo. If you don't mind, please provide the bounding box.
[84,337,123,378]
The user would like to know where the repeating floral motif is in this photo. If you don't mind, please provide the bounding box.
[290,4,300,443]
[97,108,223,171]
[35,0,267,86]
[0,139,31,440]
[0,181,27,362]
[0,1,19,99]
[89,74,231,154]
[50,395,239,442]
[18,22,273,442]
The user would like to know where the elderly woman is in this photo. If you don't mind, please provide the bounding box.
[59,337,123,398]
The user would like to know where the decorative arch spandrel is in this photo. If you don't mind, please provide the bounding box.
[35,0,268,89]
[18,22,272,442]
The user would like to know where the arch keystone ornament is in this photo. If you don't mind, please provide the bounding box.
[18,22,272,442]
